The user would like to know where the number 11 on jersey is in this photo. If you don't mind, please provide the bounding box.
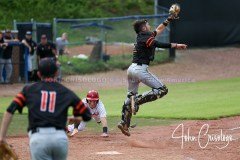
[40,91,56,113]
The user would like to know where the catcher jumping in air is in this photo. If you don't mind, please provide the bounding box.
[118,4,187,136]
[0,58,91,160]
[68,90,109,137]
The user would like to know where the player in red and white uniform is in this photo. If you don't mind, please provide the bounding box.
[68,90,109,137]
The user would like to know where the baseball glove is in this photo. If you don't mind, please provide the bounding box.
[0,142,18,160]
[68,116,82,124]
[169,3,181,19]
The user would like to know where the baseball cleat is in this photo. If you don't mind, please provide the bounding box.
[101,133,109,138]
[130,123,137,128]
[70,128,78,137]
[117,121,130,136]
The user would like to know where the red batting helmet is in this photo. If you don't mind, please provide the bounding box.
[86,90,99,101]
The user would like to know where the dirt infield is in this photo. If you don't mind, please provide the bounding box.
[8,116,240,160]
[68,43,134,56]
[2,47,240,159]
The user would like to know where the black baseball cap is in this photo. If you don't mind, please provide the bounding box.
[38,58,58,77]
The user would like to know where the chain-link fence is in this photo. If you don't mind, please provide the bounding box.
[54,14,170,58]
[5,14,171,81]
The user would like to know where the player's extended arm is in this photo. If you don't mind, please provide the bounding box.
[0,112,13,143]
[155,22,167,36]
[100,117,108,134]
[156,4,181,36]
[152,41,187,49]
[22,40,32,52]
[155,16,173,36]
[4,39,19,43]
[100,117,107,128]
[171,43,187,49]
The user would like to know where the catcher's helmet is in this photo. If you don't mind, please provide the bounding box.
[86,90,99,101]
[38,58,58,77]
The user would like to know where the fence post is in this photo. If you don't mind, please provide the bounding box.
[154,0,158,28]
[31,19,37,43]
[100,20,105,59]
[13,20,17,30]
[53,18,57,42]
[169,21,176,59]
[24,46,29,83]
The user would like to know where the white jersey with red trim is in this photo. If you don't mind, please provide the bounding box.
[68,98,107,132]
[82,98,107,118]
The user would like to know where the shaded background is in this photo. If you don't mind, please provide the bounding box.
[158,0,240,47]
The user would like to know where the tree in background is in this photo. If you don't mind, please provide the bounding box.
[0,0,154,28]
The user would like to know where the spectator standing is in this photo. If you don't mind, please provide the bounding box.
[0,31,5,83]
[37,34,61,81]
[0,30,19,84]
[37,34,57,61]
[22,31,37,81]
[56,33,70,56]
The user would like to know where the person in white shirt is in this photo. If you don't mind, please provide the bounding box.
[56,33,70,56]
[68,90,109,137]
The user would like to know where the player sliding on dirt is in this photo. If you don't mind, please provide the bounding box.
[118,4,187,136]
[68,90,109,137]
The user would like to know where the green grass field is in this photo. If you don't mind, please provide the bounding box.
[1,77,240,118]
[1,77,240,135]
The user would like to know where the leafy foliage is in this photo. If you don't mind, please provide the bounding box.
[0,0,154,28]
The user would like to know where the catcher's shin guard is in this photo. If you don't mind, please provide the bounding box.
[136,85,168,106]
[131,95,141,115]
[118,103,132,136]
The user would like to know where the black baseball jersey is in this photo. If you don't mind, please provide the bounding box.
[7,79,91,131]
[2,35,13,59]
[23,38,37,55]
[37,42,56,59]
[132,31,171,65]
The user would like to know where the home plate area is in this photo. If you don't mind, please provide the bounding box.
[95,151,122,155]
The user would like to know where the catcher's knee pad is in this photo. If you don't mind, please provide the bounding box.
[159,85,168,97]
[127,91,137,98]
[136,85,168,105]
[136,92,158,106]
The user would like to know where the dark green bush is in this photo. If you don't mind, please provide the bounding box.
[0,0,154,28]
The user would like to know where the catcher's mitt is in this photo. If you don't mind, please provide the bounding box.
[0,142,18,160]
[169,3,181,19]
